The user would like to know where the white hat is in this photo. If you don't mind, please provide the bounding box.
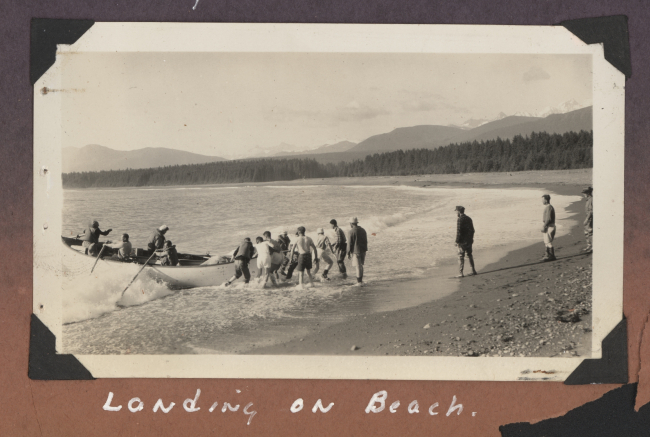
[349,217,359,224]
[158,224,169,231]
[317,228,324,234]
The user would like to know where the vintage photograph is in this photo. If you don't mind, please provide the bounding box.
[33,24,624,379]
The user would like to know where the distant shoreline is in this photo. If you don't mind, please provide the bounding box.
[63,168,592,194]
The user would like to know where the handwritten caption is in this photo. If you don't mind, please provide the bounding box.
[103,389,475,425]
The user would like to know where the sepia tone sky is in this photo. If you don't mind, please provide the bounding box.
[61,52,592,158]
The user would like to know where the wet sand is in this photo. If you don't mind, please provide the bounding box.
[249,179,592,358]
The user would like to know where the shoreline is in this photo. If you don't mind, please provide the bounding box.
[247,182,592,358]
[63,168,592,193]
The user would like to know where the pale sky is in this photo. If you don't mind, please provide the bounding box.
[61,52,592,158]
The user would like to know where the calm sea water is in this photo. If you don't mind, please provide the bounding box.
[61,184,578,354]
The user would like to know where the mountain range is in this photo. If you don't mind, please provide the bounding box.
[63,105,592,172]
[276,106,592,163]
[62,145,226,173]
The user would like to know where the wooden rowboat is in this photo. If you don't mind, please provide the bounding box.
[62,236,259,289]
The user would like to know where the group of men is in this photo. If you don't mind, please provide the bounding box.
[224,217,369,289]
[79,223,179,266]
[81,186,593,285]
[454,186,594,278]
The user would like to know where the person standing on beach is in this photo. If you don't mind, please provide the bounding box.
[455,206,477,278]
[347,217,368,286]
[288,226,317,289]
[329,219,348,279]
[224,237,255,286]
[541,194,557,262]
[582,187,593,253]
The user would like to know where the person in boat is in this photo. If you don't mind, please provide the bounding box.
[313,227,335,280]
[253,236,278,287]
[80,220,112,256]
[104,233,133,262]
[263,231,284,280]
[347,217,368,286]
[224,237,255,286]
[329,219,348,279]
[288,226,318,289]
[147,225,169,253]
[157,240,179,266]
[455,206,478,278]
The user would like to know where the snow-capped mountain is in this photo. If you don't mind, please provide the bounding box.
[451,111,508,130]
[536,99,587,118]
[453,100,589,128]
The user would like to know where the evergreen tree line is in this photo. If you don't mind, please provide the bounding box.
[62,130,592,188]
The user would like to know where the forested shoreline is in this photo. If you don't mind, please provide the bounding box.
[63,131,592,188]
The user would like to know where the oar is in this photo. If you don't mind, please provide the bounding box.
[90,244,108,274]
[120,251,158,298]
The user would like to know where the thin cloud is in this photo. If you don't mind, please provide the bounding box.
[523,66,551,82]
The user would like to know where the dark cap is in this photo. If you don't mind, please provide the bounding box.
[329,219,337,226]
[581,186,593,194]
[122,233,129,239]
[164,240,172,246]
[297,226,306,234]
[455,206,465,213]
[542,194,551,201]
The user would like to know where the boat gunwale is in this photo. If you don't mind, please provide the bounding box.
[61,237,234,270]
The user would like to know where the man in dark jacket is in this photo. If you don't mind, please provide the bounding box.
[347,217,368,286]
[157,240,179,266]
[455,206,477,277]
[225,237,255,286]
[147,225,169,252]
[277,230,292,276]
[541,195,557,261]
[330,219,348,279]
[80,220,112,256]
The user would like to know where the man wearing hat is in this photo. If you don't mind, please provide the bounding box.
[147,225,169,253]
[347,217,368,286]
[541,195,557,261]
[455,206,477,277]
[105,233,133,262]
[582,187,593,252]
[329,219,348,279]
[79,220,112,256]
[313,228,335,280]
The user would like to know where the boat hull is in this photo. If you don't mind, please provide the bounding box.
[62,237,259,289]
